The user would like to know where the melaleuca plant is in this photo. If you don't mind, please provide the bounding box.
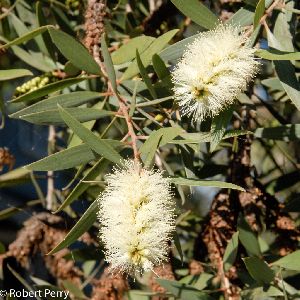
[0,0,300,299]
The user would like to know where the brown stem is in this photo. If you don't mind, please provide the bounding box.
[259,0,283,25]
[114,89,141,165]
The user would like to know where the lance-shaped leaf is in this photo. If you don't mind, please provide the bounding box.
[122,30,178,80]
[266,28,300,111]
[140,127,182,166]
[136,50,157,99]
[170,177,245,191]
[11,77,89,103]
[255,124,300,141]
[0,25,52,49]
[48,200,98,254]
[58,105,123,165]
[243,257,275,284]
[272,250,300,271]
[238,215,261,257]
[253,0,265,28]
[55,158,109,212]
[210,106,234,152]
[101,34,117,93]
[112,36,155,65]
[10,91,101,118]
[156,279,214,300]
[0,69,33,81]
[256,49,300,60]
[26,140,122,171]
[19,108,114,125]
[171,0,219,29]
[223,232,239,272]
[160,33,201,63]
[36,1,56,60]
[48,28,101,75]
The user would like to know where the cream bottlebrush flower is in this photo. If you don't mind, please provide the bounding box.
[172,24,259,121]
[97,160,175,276]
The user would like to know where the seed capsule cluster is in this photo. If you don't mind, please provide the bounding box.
[15,72,58,96]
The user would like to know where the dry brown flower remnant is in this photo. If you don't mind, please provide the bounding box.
[83,0,106,65]
[0,147,15,172]
[91,268,129,300]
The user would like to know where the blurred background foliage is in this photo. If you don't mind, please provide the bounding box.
[0,0,300,299]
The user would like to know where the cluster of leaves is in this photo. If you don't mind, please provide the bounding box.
[0,0,300,299]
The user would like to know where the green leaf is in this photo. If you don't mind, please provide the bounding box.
[48,28,101,75]
[112,36,155,65]
[11,77,89,103]
[242,286,284,299]
[62,281,87,300]
[173,232,184,263]
[210,106,233,152]
[26,141,122,171]
[256,49,300,60]
[135,96,173,107]
[180,274,213,290]
[170,177,245,191]
[0,25,52,49]
[223,232,239,272]
[253,0,265,28]
[274,60,300,110]
[0,69,33,81]
[58,105,123,165]
[121,30,178,81]
[48,200,98,254]
[171,0,219,29]
[171,132,212,144]
[266,29,300,111]
[0,168,31,188]
[223,130,252,139]
[261,78,283,91]
[255,124,300,141]
[238,215,261,257]
[36,1,56,60]
[65,61,80,76]
[160,33,201,63]
[11,45,55,72]
[152,54,172,87]
[136,50,157,99]
[227,0,270,26]
[227,6,255,27]
[243,257,275,284]
[101,34,117,93]
[272,250,300,271]
[140,127,182,166]
[19,108,114,125]
[55,158,109,212]
[156,279,214,300]
[10,91,101,118]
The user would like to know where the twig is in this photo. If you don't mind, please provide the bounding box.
[115,89,141,165]
[84,0,141,165]
[46,125,56,210]
[0,0,20,20]
[259,0,283,25]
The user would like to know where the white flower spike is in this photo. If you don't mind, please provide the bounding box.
[97,160,175,276]
[172,24,259,122]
